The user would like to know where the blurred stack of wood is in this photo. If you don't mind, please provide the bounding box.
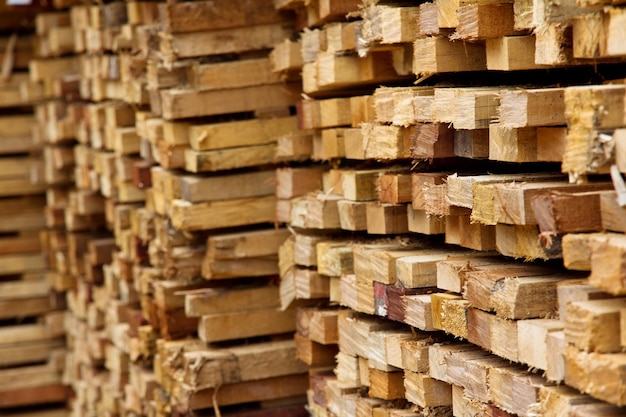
[0,3,69,417]
[28,1,319,416]
[30,4,155,417]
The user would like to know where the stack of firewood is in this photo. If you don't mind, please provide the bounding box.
[0,3,69,417]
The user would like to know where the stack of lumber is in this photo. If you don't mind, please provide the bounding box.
[30,5,151,417]
[33,1,313,416]
[3,0,626,416]
[136,2,316,415]
[0,4,69,417]
[269,1,626,417]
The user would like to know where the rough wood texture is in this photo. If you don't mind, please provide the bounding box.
[161,83,300,120]
[563,85,626,179]
[565,346,626,407]
[452,3,517,41]
[493,181,612,226]
[170,196,277,232]
[160,23,294,62]
[565,298,626,353]
[498,88,566,128]
[413,37,486,75]
[464,263,564,319]
[198,308,297,343]
[589,234,626,295]
[160,0,289,33]
[486,35,542,71]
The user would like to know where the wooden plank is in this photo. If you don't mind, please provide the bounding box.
[160,23,294,62]
[565,298,626,353]
[179,170,275,203]
[181,339,307,389]
[585,235,626,295]
[493,181,612,225]
[175,373,308,411]
[563,85,626,178]
[366,203,409,235]
[354,245,429,286]
[297,307,339,345]
[565,346,626,407]
[410,123,455,159]
[396,251,466,289]
[537,385,601,417]
[0,383,66,409]
[429,342,481,383]
[318,0,360,23]
[184,144,280,173]
[270,39,303,73]
[452,3,516,41]
[305,50,413,94]
[366,368,404,400]
[452,215,495,252]
[535,22,575,66]
[361,124,412,160]
[518,319,564,371]
[160,0,289,33]
[403,294,435,331]
[464,262,559,317]
[0,339,65,367]
[0,178,47,197]
[276,167,324,199]
[295,334,337,365]
[170,196,277,231]
[489,125,538,162]
[407,205,446,235]
[486,35,543,71]
[342,168,399,201]
[29,56,80,82]
[291,193,341,230]
[207,228,290,260]
[187,116,297,151]
[454,129,489,159]
[0,157,35,179]
[490,365,551,415]
[188,58,282,91]
[452,89,500,130]
[532,190,608,234]
[498,88,566,128]
[0,254,46,276]
[198,307,297,343]
[413,37,486,75]
[161,84,300,120]
[0,234,41,255]
[378,6,421,44]
[202,256,279,279]
[496,223,559,260]
[431,291,464,331]
[337,200,368,231]
[0,114,36,137]
[600,191,626,232]
[447,350,513,404]
[436,256,500,294]
[185,285,280,317]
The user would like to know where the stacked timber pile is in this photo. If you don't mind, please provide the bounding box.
[142,3,316,413]
[3,1,626,416]
[34,1,313,416]
[30,3,155,416]
[0,3,69,417]
[271,0,626,416]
